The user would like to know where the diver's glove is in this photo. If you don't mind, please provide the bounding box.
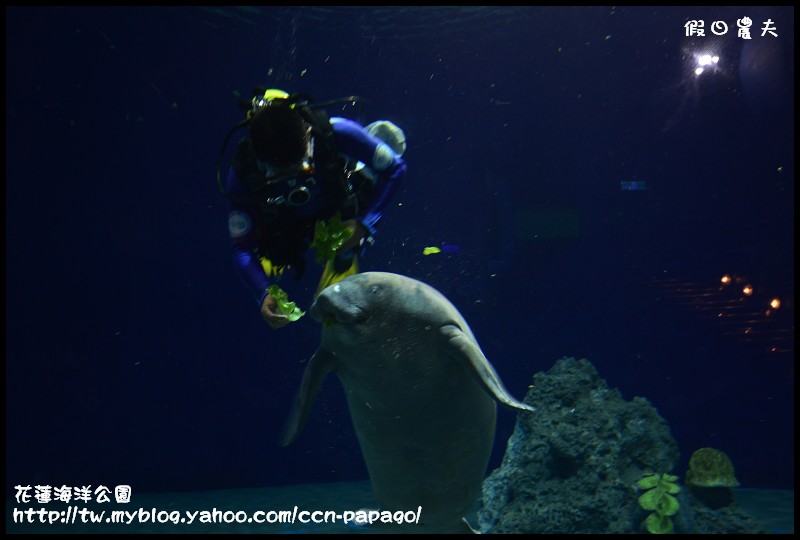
[260,294,290,330]
[337,219,368,254]
[261,284,305,329]
[261,294,291,330]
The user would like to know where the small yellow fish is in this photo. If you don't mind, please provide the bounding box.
[423,246,442,255]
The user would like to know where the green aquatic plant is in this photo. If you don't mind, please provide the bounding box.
[267,285,305,322]
[310,213,353,265]
[637,473,680,534]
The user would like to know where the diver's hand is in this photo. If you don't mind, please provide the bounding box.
[261,295,290,330]
[338,220,367,254]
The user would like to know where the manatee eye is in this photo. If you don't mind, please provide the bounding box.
[369,285,381,295]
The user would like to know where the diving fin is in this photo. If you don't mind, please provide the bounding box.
[316,252,359,296]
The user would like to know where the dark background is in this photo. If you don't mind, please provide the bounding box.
[6,6,794,497]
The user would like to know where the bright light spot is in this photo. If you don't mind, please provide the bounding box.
[742,284,754,296]
[720,274,731,285]
[693,53,721,77]
[770,298,781,309]
[697,54,720,66]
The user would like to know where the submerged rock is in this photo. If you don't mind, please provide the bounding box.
[479,357,766,534]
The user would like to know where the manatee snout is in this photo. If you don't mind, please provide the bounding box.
[311,283,366,324]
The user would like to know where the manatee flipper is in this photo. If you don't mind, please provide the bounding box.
[279,349,336,447]
[440,325,535,413]
[462,516,483,534]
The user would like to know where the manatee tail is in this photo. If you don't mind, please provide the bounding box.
[279,349,336,447]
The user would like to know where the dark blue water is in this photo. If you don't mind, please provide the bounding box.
[6,5,793,506]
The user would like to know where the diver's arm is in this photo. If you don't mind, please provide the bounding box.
[358,156,406,234]
[226,168,272,306]
[332,118,407,235]
[227,171,289,329]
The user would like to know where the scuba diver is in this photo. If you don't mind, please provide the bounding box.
[218,88,407,330]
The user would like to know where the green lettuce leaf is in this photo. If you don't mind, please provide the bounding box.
[267,285,305,322]
[310,214,353,266]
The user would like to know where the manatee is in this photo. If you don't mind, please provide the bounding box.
[280,272,534,533]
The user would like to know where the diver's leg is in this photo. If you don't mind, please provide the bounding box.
[316,251,359,296]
